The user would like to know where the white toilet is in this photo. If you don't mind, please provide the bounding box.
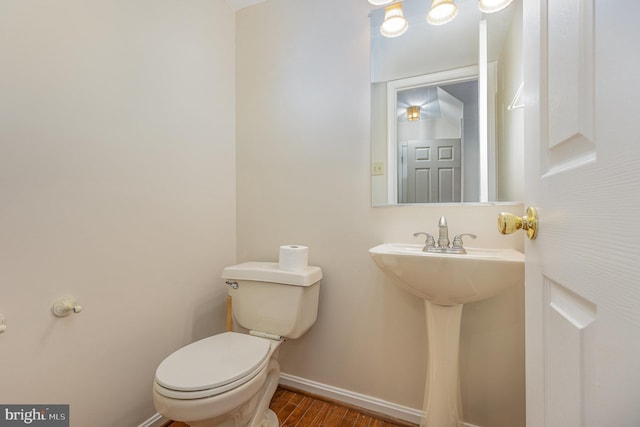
[153,261,322,427]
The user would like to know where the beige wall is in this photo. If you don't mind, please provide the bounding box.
[0,1,236,426]
[236,1,525,426]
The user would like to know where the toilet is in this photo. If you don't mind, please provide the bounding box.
[153,261,322,427]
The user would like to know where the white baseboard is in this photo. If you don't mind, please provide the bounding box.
[138,412,166,427]
[278,373,423,425]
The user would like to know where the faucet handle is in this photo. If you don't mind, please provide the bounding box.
[452,233,477,249]
[413,232,436,251]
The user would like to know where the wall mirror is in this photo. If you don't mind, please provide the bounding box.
[370,0,524,206]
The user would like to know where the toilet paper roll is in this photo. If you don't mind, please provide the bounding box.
[278,245,309,272]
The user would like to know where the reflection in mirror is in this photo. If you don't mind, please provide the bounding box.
[391,67,482,204]
[370,0,524,206]
[398,79,477,203]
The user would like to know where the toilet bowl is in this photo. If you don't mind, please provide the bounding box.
[153,332,282,427]
[153,262,322,427]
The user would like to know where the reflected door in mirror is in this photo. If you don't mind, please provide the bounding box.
[399,139,461,203]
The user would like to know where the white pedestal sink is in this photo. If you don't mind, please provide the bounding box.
[369,243,524,427]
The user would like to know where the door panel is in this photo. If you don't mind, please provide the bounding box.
[524,0,640,425]
[401,139,461,203]
[545,0,595,172]
[545,277,596,426]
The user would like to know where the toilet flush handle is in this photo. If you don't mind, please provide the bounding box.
[225,281,239,289]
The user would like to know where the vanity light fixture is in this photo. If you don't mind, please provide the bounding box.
[478,0,514,13]
[375,0,513,37]
[427,0,458,25]
[407,105,421,121]
[380,2,409,38]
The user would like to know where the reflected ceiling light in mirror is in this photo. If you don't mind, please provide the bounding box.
[380,3,409,38]
[478,0,514,13]
[427,0,458,25]
[407,106,421,121]
[368,0,394,5]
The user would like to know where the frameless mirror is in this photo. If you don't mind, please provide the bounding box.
[370,0,524,206]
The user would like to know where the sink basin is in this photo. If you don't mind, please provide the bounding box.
[369,243,524,305]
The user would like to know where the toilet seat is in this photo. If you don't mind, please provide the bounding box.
[154,332,272,400]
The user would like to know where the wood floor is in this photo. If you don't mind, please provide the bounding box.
[164,386,417,427]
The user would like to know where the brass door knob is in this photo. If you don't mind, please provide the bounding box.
[497,207,538,240]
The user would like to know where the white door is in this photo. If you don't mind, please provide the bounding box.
[523,0,640,425]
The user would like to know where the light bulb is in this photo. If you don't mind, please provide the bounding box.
[427,0,458,25]
[380,3,409,38]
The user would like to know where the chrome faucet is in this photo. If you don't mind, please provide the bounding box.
[413,216,477,254]
[438,216,450,248]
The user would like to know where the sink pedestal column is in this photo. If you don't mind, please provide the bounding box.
[422,301,463,427]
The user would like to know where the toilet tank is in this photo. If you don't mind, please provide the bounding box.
[221,262,322,339]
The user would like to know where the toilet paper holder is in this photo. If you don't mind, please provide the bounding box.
[52,296,82,317]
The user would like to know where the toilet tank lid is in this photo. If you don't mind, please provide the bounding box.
[221,262,322,286]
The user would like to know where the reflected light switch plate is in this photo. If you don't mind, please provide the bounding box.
[372,162,385,176]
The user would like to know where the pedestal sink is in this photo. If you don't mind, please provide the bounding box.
[369,243,524,427]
